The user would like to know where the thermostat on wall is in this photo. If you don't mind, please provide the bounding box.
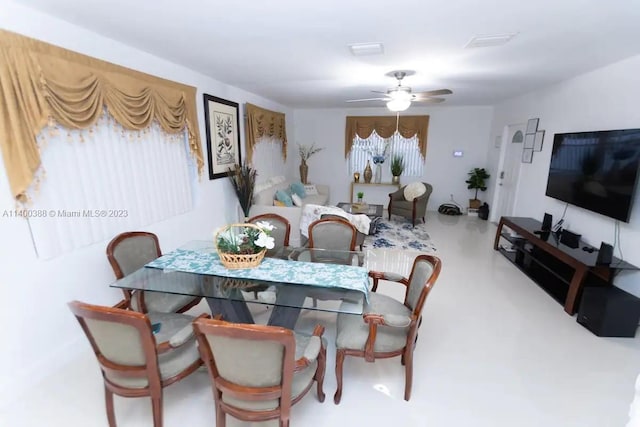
[453,150,463,157]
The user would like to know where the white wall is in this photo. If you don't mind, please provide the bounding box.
[292,106,494,208]
[486,54,640,295]
[0,1,295,404]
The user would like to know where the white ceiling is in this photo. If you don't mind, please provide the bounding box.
[15,0,640,108]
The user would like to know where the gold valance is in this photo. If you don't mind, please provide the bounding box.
[0,29,203,201]
[345,115,430,158]
[244,103,287,163]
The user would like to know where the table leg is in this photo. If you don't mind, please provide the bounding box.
[267,287,306,329]
[206,294,255,324]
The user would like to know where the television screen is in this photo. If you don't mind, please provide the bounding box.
[545,128,640,222]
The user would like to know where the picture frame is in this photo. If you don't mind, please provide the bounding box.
[526,118,539,134]
[524,133,535,149]
[534,130,545,151]
[203,94,241,180]
[522,148,533,163]
[494,135,502,148]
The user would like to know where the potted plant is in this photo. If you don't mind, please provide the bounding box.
[390,155,405,184]
[465,167,490,209]
[356,191,364,203]
[228,162,257,220]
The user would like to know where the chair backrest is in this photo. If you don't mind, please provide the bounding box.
[404,254,442,314]
[193,319,296,413]
[248,213,291,257]
[107,232,162,279]
[308,218,357,251]
[68,300,160,390]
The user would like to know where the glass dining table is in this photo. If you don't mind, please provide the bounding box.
[110,241,374,329]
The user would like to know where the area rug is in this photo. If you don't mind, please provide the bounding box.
[363,217,437,252]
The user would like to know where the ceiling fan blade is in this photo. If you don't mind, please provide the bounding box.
[346,97,390,103]
[413,97,446,103]
[413,89,453,97]
[371,90,388,94]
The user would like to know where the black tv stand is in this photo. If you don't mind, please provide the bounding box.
[493,217,638,315]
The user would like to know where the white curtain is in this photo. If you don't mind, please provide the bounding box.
[349,130,424,176]
[25,112,195,259]
[252,135,285,183]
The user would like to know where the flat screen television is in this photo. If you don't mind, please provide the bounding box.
[545,128,640,222]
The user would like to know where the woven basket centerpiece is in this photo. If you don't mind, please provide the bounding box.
[215,223,267,269]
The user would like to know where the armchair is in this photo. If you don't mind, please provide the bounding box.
[67,300,206,427]
[388,182,433,226]
[333,254,442,403]
[193,318,326,427]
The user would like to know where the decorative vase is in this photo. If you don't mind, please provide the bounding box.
[392,175,400,184]
[364,160,373,183]
[353,172,360,183]
[374,163,382,183]
[299,160,308,184]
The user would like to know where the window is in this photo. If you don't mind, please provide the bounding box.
[349,130,424,176]
[25,112,195,259]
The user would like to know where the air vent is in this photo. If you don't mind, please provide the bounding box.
[465,33,518,48]
[348,42,384,56]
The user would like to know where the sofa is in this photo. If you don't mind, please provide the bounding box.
[248,177,330,246]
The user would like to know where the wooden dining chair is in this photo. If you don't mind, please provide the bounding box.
[334,254,442,403]
[68,300,206,427]
[107,231,201,313]
[193,318,326,427]
[308,217,357,251]
[248,213,291,257]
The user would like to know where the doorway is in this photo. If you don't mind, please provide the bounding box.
[490,123,525,223]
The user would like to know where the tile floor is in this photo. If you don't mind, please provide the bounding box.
[3,213,639,426]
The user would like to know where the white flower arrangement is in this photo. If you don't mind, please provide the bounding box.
[215,221,275,254]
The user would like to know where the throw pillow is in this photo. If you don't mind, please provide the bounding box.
[304,184,319,196]
[275,189,293,207]
[274,200,286,207]
[404,182,427,201]
[291,193,303,207]
[290,181,307,198]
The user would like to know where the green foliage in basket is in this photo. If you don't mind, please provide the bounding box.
[216,222,275,255]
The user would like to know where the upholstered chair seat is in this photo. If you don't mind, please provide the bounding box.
[336,293,411,353]
[334,254,442,404]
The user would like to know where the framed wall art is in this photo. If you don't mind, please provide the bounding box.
[203,94,241,180]
[522,148,533,163]
[534,130,545,151]
[524,133,535,149]
[526,118,539,134]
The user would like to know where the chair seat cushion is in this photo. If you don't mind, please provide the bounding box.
[132,291,199,313]
[403,182,426,201]
[336,293,411,352]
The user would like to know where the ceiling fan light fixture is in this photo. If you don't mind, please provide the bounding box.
[386,98,411,112]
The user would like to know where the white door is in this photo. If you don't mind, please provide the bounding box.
[490,124,525,222]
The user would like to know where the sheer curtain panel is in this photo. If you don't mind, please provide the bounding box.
[26,113,194,259]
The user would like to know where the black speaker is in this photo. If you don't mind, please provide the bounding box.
[577,286,640,337]
[597,242,613,265]
[542,213,552,231]
[559,229,581,248]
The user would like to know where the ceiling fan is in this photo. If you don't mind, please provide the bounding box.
[346,70,452,111]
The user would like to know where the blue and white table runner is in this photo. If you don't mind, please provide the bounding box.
[146,248,370,300]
